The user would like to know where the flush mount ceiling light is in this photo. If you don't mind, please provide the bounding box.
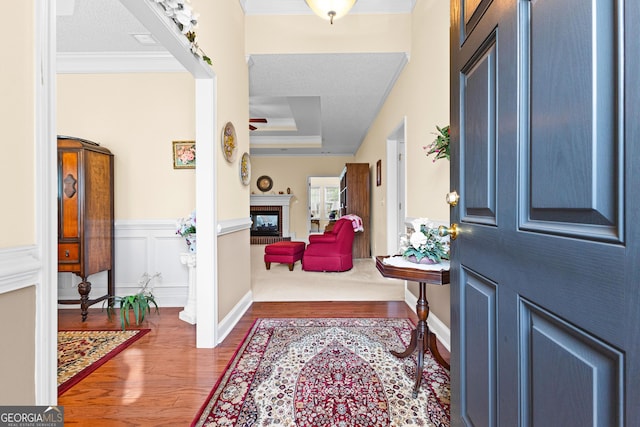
[305,0,357,24]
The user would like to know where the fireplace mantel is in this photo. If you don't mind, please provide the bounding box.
[250,194,294,238]
[250,194,293,206]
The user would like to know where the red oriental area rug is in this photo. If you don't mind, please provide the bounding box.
[57,329,150,396]
[192,318,450,427]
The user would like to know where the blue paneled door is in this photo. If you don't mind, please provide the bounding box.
[449,0,639,425]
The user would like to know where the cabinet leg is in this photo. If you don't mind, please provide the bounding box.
[77,280,91,321]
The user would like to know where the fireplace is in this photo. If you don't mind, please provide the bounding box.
[250,208,281,237]
[250,194,294,244]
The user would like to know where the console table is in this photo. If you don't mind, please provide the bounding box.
[375,255,450,397]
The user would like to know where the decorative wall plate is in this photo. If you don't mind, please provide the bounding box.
[257,175,273,192]
[222,122,237,162]
[240,152,251,185]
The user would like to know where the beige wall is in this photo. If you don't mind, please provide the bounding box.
[192,0,252,312]
[356,0,451,326]
[2,0,35,248]
[0,0,36,403]
[246,14,411,54]
[250,156,354,240]
[194,0,250,222]
[217,230,251,322]
[0,286,36,403]
[57,73,196,220]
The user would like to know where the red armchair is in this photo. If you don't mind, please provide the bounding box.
[302,218,355,272]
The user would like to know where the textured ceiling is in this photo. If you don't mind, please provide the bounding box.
[56,0,413,156]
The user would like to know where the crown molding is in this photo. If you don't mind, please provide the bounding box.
[56,51,187,74]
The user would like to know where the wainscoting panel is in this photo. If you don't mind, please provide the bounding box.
[58,220,191,308]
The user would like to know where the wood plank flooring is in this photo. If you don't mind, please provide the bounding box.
[58,302,449,426]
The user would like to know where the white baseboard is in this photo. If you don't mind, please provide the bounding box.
[217,291,253,345]
[405,287,451,351]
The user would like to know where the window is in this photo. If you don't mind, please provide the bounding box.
[324,186,339,219]
[309,187,321,219]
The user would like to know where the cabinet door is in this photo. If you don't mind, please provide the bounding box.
[59,151,80,240]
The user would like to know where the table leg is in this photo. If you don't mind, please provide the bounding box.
[391,281,450,397]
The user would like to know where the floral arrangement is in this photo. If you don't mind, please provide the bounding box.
[153,0,212,65]
[176,210,196,237]
[400,218,450,263]
[175,143,196,166]
[423,125,450,162]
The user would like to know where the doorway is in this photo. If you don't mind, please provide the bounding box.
[307,176,340,235]
[36,0,217,402]
[386,118,407,255]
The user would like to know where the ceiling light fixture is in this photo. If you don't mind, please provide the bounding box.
[305,0,357,24]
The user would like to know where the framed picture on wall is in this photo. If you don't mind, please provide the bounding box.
[173,140,196,169]
[376,159,382,186]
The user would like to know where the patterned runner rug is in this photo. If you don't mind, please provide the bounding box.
[58,329,150,396]
[193,318,450,427]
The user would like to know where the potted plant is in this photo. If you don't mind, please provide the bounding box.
[400,218,450,264]
[423,124,450,161]
[103,272,160,330]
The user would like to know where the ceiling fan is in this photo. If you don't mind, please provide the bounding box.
[249,118,267,131]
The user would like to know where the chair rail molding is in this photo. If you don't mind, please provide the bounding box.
[0,246,41,295]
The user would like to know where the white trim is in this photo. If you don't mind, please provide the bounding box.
[216,291,253,345]
[114,219,176,231]
[0,247,42,295]
[405,287,451,351]
[56,52,186,74]
[250,194,293,205]
[35,0,58,405]
[217,217,252,236]
[195,77,217,348]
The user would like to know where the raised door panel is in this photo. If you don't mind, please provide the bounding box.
[59,151,80,240]
[461,37,497,226]
[84,150,114,276]
[460,269,497,427]
[521,301,623,426]
[522,0,620,242]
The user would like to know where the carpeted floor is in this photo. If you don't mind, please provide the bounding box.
[251,244,406,301]
[192,318,450,427]
[57,329,150,396]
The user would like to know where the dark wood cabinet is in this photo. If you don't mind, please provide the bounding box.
[340,163,370,258]
[57,136,115,320]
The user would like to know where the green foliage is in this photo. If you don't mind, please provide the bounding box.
[103,273,160,331]
[423,125,450,162]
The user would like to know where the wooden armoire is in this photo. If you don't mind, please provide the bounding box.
[57,136,115,320]
[339,163,370,258]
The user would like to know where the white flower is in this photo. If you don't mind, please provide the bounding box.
[410,231,427,249]
[411,217,434,233]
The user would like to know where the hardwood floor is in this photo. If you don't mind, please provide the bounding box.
[58,302,449,426]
